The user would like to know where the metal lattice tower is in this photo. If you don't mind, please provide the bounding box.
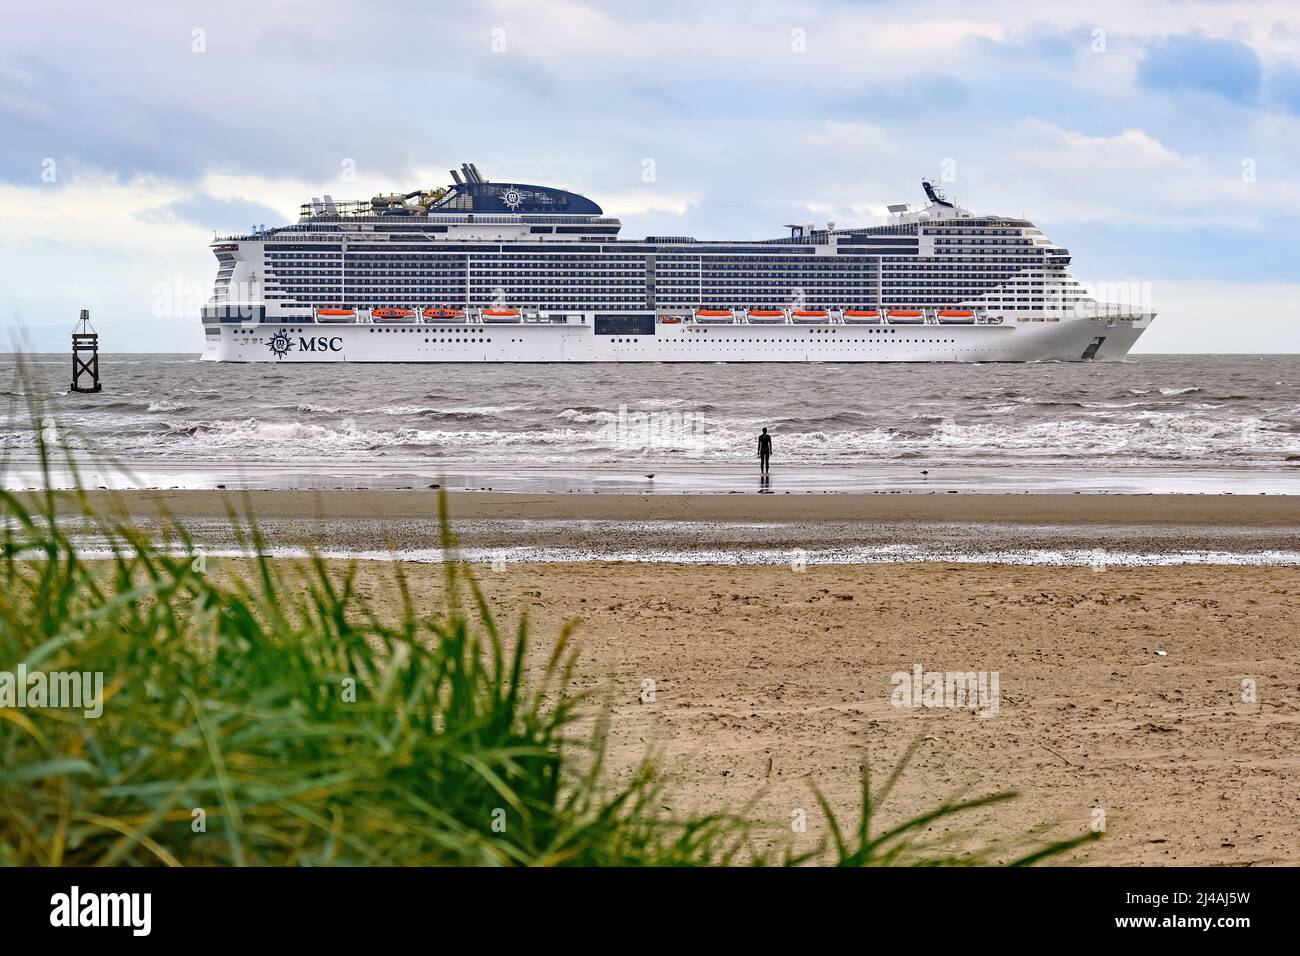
[71,309,101,393]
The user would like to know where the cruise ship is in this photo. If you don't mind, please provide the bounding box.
[201,163,1154,363]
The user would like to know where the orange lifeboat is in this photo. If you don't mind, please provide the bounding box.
[791,309,830,324]
[887,309,925,324]
[316,307,356,324]
[373,307,416,321]
[842,309,881,324]
[482,308,522,323]
[423,307,466,322]
[937,309,975,324]
[746,309,787,324]
[659,314,684,324]
[694,309,736,324]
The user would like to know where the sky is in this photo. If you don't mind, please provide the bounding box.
[1,0,1298,352]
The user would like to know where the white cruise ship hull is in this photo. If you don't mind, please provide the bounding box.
[202,314,1150,363]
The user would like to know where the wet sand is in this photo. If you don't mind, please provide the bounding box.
[56,488,1300,526]
[12,459,1298,495]
[52,488,1300,566]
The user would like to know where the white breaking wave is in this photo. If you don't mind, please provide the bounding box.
[114,410,1300,465]
[70,544,1300,569]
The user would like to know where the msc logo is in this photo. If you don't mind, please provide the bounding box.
[299,335,343,352]
[266,333,343,360]
[266,331,293,359]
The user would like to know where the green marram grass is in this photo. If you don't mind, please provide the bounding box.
[0,388,1097,866]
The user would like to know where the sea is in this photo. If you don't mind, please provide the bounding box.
[2,353,1298,493]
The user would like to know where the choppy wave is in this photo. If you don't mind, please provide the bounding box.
[4,354,1298,470]
[147,400,189,413]
[100,410,1299,465]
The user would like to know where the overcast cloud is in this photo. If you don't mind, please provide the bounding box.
[1,0,1298,351]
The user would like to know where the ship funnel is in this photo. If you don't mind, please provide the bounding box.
[450,169,463,185]
[921,179,953,207]
[461,163,480,184]
[468,163,485,183]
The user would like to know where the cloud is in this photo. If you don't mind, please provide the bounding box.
[967,22,1092,61]
[1267,62,1300,113]
[1137,32,1263,103]
[146,195,288,235]
[0,174,205,247]
[832,73,969,119]
[1134,279,1300,353]
[598,190,696,217]
[972,120,1298,227]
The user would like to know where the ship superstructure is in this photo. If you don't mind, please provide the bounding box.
[201,163,1153,362]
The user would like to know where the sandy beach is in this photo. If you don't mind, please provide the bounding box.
[46,488,1299,864]
[193,555,1297,866]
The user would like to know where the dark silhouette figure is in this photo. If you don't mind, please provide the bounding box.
[758,427,772,474]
